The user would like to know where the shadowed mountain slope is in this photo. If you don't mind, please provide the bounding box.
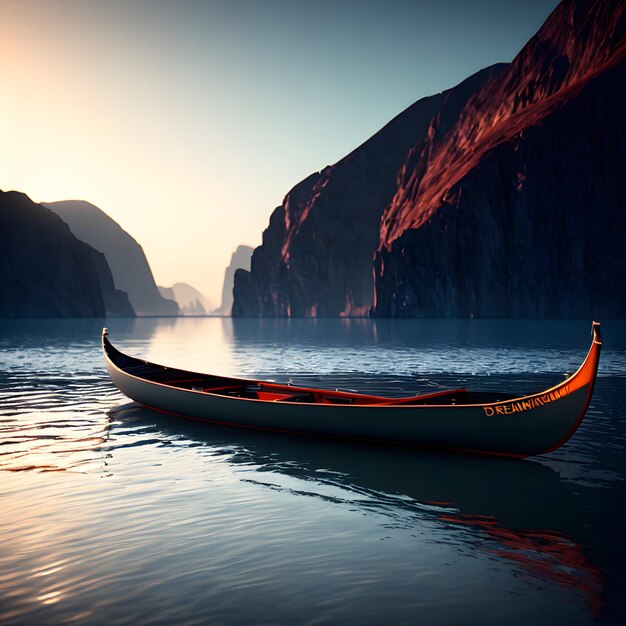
[0,191,134,317]
[45,200,178,316]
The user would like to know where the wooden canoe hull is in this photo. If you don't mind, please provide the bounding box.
[103,323,602,457]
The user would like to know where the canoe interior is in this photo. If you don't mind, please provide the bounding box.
[104,336,521,407]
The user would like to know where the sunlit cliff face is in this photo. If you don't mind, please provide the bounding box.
[379,0,625,249]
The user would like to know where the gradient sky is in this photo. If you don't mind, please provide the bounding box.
[1,0,558,307]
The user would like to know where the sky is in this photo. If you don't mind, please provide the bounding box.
[1,0,559,307]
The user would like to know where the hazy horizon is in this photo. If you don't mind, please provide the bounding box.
[1,0,558,306]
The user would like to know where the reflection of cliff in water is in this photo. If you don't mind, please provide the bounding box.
[227,317,379,345]
[109,403,602,614]
[228,318,595,350]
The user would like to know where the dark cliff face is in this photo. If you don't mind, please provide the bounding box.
[373,0,626,318]
[232,75,503,317]
[235,0,625,319]
[45,200,179,316]
[88,248,136,317]
[0,191,134,318]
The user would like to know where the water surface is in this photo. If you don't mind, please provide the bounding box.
[1,318,625,625]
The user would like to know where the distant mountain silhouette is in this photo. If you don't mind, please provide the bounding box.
[216,245,253,316]
[0,190,134,317]
[158,283,210,315]
[45,200,179,316]
[234,0,626,318]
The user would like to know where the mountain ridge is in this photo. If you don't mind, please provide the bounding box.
[45,200,179,316]
[0,190,134,318]
[373,0,626,317]
[233,64,503,317]
[379,0,626,249]
[233,0,626,319]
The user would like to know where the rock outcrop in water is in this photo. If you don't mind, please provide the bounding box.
[0,190,134,317]
[45,200,179,316]
[234,0,626,318]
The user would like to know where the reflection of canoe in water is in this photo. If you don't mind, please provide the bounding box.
[102,322,602,457]
[109,404,603,614]
[109,404,582,532]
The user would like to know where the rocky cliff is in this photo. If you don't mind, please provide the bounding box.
[0,190,134,317]
[233,68,507,317]
[45,200,179,316]
[216,245,253,315]
[234,0,626,319]
[373,0,626,317]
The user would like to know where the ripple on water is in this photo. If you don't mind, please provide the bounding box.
[0,318,625,625]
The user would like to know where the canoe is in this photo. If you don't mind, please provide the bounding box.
[102,322,602,457]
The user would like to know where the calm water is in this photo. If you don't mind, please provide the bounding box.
[1,318,625,625]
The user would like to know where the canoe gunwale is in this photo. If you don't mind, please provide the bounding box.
[102,323,601,411]
[102,322,602,457]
